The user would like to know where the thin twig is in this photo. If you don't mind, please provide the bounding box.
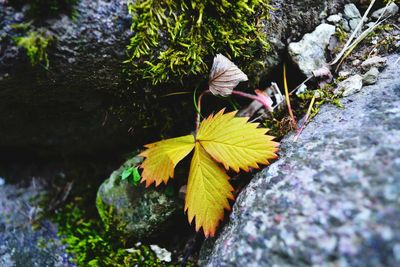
[195,90,210,131]
[294,92,317,141]
[329,0,377,66]
[335,18,387,72]
[181,232,203,267]
[283,64,297,129]
[332,0,393,72]
[161,91,192,97]
[289,75,313,95]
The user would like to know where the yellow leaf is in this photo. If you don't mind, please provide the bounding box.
[140,135,195,187]
[139,109,279,237]
[185,143,234,237]
[197,110,279,172]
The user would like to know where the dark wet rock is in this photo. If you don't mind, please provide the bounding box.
[0,180,74,267]
[200,55,400,266]
[0,0,348,161]
[0,0,194,162]
[96,156,180,240]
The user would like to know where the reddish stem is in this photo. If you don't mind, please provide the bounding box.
[283,64,297,130]
[294,92,317,141]
[195,89,271,131]
[231,90,271,111]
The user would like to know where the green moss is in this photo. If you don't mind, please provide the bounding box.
[297,87,343,119]
[262,83,343,139]
[125,0,271,84]
[95,193,110,225]
[335,26,348,44]
[383,0,399,4]
[14,30,54,68]
[54,202,173,266]
[10,22,33,32]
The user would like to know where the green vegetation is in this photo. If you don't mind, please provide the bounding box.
[54,201,171,266]
[121,166,141,186]
[14,30,54,67]
[383,0,399,4]
[335,26,348,44]
[297,87,343,118]
[125,0,271,84]
[263,83,343,139]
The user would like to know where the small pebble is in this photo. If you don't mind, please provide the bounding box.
[150,245,172,262]
[361,56,387,71]
[372,3,399,19]
[327,14,342,24]
[362,67,379,85]
[352,59,362,66]
[339,70,352,78]
[334,74,363,96]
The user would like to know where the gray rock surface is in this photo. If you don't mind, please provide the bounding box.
[96,157,180,240]
[343,3,362,31]
[361,56,387,71]
[288,24,336,76]
[344,3,361,19]
[334,74,363,96]
[362,67,380,85]
[200,54,400,267]
[372,3,399,20]
[0,180,73,267]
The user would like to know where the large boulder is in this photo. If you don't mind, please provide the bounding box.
[200,55,400,266]
[0,0,347,161]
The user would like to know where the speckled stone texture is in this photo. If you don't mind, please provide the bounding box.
[200,55,400,267]
[0,180,73,267]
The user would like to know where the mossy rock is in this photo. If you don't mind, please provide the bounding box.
[96,157,181,240]
[0,0,348,162]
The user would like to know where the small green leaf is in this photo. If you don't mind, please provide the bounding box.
[121,167,133,180]
[132,167,141,182]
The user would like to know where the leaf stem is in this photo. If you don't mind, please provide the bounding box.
[294,92,316,141]
[231,90,271,111]
[195,89,210,131]
[283,64,297,129]
[231,90,259,101]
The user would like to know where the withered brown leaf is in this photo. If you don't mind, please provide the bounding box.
[208,54,248,97]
